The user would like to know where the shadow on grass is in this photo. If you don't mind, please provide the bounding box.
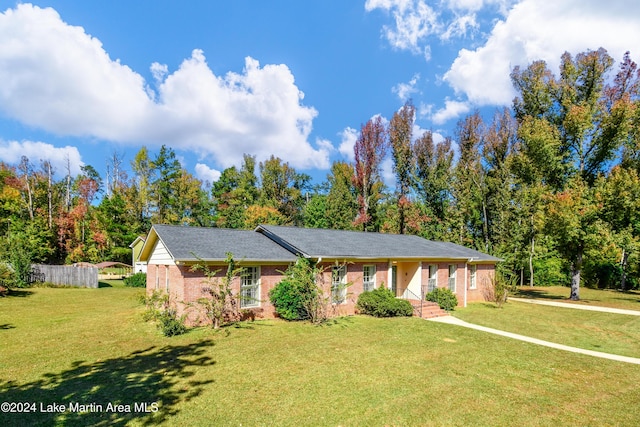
[0,340,215,426]
[514,288,566,300]
[3,289,34,298]
[0,324,15,330]
[98,281,113,288]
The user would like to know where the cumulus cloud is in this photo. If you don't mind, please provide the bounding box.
[195,163,221,184]
[0,4,327,171]
[392,74,421,101]
[365,0,440,60]
[431,99,471,125]
[0,140,84,176]
[444,0,640,106]
[338,127,358,162]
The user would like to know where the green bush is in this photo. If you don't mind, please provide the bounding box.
[158,309,187,337]
[124,272,147,287]
[425,288,458,311]
[357,287,414,317]
[269,258,322,321]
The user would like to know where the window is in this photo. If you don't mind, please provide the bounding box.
[428,265,438,293]
[363,265,376,292]
[165,266,169,291]
[155,265,159,290]
[241,267,260,308]
[470,265,477,289]
[332,265,347,304]
[448,265,457,293]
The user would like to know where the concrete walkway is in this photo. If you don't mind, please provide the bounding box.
[428,304,640,365]
[509,297,640,316]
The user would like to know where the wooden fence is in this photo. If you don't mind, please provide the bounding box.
[30,264,99,288]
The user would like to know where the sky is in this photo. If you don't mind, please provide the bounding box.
[0,0,638,190]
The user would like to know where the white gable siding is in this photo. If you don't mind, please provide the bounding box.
[148,239,176,265]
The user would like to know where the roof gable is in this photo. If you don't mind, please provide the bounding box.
[141,225,298,263]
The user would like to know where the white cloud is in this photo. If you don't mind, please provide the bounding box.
[365,0,439,60]
[431,99,471,125]
[443,0,640,106]
[338,127,358,162]
[0,4,327,171]
[0,140,84,176]
[392,74,420,101]
[195,163,221,184]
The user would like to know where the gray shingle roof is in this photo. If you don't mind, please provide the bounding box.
[256,225,501,262]
[152,224,298,262]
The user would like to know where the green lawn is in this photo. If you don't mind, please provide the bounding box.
[1,287,640,426]
[514,285,640,310]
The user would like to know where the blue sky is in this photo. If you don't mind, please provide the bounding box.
[0,0,638,189]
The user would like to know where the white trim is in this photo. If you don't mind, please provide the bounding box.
[448,264,457,293]
[240,266,260,308]
[331,265,347,304]
[363,265,376,292]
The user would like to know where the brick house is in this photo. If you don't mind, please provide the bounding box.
[139,224,501,325]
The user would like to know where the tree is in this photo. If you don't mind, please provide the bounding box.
[413,131,454,239]
[150,145,182,224]
[512,48,634,184]
[388,100,416,234]
[543,177,600,300]
[326,162,358,230]
[212,154,259,229]
[259,156,307,225]
[450,112,487,249]
[353,116,387,231]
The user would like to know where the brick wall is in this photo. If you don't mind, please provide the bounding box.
[145,259,498,323]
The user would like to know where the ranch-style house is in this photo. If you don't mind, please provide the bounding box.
[138,224,501,325]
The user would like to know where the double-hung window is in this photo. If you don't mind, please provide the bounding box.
[428,265,438,293]
[448,265,457,293]
[332,265,347,304]
[363,265,376,292]
[241,267,260,308]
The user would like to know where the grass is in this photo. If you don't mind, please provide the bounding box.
[514,285,640,310]
[1,287,640,426]
[455,300,640,358]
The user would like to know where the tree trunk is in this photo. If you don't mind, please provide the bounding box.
[620,249,628,292]
[570,249,583,301]
[529,235,535,287]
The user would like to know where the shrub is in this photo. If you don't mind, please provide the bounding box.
[158,309,187,337]
[482,270,516,308]
[426,288,458,311]
[357,287,413,317]
[269,258,322,321]
[124,272,147,288]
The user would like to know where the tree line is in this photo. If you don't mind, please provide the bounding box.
[1,48,639,296]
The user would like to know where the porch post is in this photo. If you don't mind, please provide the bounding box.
[387,260,392,290]
[464,261,468,308]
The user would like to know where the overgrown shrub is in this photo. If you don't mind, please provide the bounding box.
[357,287,413,317]
[0,263,14,290]
[269,258,323,321]
[141,290,187,336]
[425,288,458,311]
[124,272,147,287]
[193,253,241,329]
[158,308,187,337]
[482,270,516,308]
